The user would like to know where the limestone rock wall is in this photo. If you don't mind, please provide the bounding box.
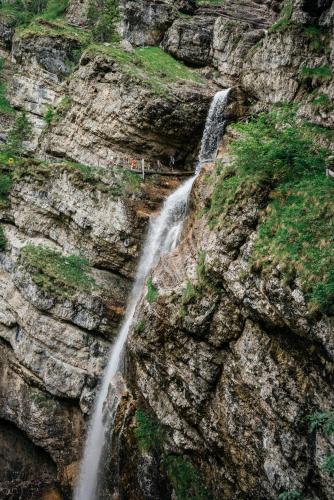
[127,147,334,499]
[39,51,214,167]
[0,159,180,496]
[0,0,333,498]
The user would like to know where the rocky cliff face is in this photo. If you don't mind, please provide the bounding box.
[0,0,333,498]
[127,147,334,498]
[0,156,180,496]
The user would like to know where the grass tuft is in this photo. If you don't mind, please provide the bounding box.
[146,277,158,303]
[20,244,96,297]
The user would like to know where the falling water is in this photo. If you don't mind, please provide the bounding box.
[75,88,231,500]
[198,89,231,164]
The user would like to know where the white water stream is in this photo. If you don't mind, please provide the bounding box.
[75,88,231,500]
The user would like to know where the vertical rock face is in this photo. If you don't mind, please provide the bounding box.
[39,50,214,167]
[118,0,196,46]
[162,16,216,67]
[126,156,334,499]
[0,418,59,498]
[66,0,91,26]
[0,157,183,495]
[0,0,333,498]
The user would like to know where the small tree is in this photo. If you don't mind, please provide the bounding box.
[88,0,119,42]
[5,111,32,157]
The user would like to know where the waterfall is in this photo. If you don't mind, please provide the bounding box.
[75,88,231,500]
[198,89,231,164]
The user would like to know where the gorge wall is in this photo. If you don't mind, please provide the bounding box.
[0,0,333,499]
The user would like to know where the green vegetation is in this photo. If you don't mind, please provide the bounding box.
[307,409,334,476]
[4,111,32,157]
[0,172,12,206]
[43,98,72,127]
[307,409,334,434]
[299,65,333,87]
[0,58,14,115]
[312,93,333,113]
[20,244,96,297]
[134,409,210,499]
[39,0,68,21]
[15,19,91,51]
[303,25,330,54]
[163,454,210,500]
[57,95,72,114]
[134,320,145,333]
[322,454,334,475]
[43,105,56,126]
[134,409,165,451]
[206,106,333,315]
[181,281,198,305]
[0,83,14,115]
[269,1,294,32]
[120,170,141,193]
[196,0,224,5]
[87,0,119,43]
[0,225,6,251]
[63,161,96,182]
[0,0,69,26]
[86,45,204,94]
[230,106,327,184]
[179,280,200,317]
[253,175,334,314]
[278,491,302,500]
[146,277,158,303]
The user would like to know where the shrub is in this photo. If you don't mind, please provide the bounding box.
[134,409,164,451]
[0,0,68,26]
[303,25,330,53]
[181,281,198,305]
[312,93,333,113]
[322,454,334,475]
[163,454,210,500]
[122,170,141,193]
[39,0,68,20]
[0,83,14,115]
[146,277,158,303]
[0,225,6,251]
[87,0,119,42]
[278,491,302,500]
[0,173,12,203]
[57,95,72,114]
[269,1,294,32]
[299,65,333,86]
[307,409,334,477]
[229,106,327,184]
[4,111,32,157]
[43,106,56,126]
[134,320,145,333]
[307,409,334,435]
